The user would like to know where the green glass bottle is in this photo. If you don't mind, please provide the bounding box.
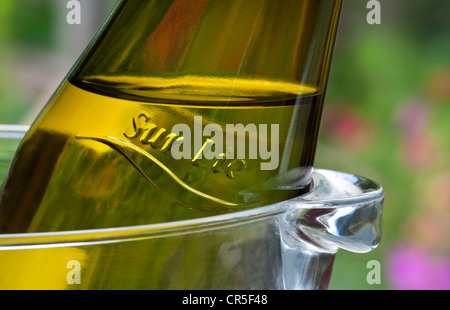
[0,0,342,233]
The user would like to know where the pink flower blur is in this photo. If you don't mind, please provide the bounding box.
[387,245,450,290]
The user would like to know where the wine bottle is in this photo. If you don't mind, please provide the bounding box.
[0,0,342,233]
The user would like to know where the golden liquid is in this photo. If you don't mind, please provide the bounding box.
[0,0,343,289]
[0,76,322,233]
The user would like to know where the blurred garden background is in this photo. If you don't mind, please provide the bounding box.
[0,0,449,290]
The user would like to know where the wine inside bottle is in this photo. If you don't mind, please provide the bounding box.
[0,0,342,232]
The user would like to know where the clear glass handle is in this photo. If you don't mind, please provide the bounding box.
[279,169,384,289]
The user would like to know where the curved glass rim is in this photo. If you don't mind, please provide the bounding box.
[0,125,383,248]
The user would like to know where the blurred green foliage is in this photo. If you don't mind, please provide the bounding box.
[11,2,55,48]
[318,0,450,289]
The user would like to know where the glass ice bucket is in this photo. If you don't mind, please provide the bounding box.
[0,125,383,290]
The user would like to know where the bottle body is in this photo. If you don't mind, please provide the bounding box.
[0,0,342,232]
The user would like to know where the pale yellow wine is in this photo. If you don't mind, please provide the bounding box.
[0,76,322,232]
